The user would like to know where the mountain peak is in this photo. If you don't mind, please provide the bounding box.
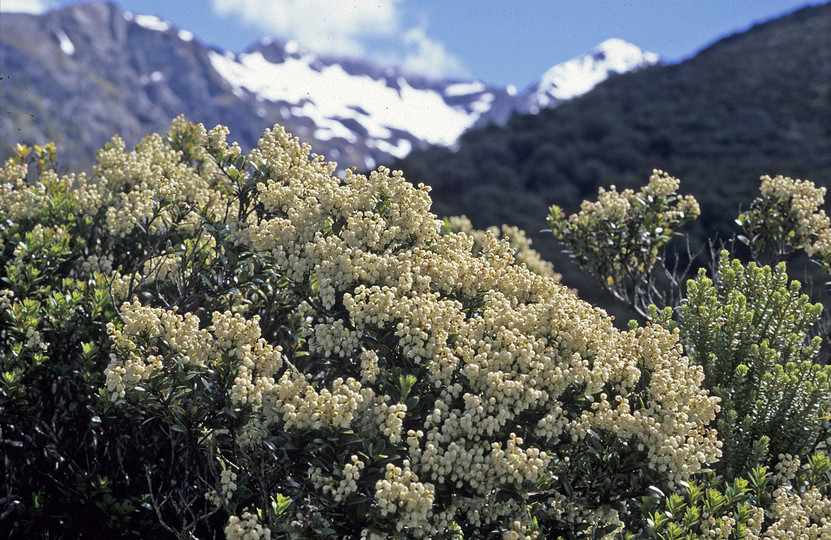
[593,37,655,58]
[1,1,657,173]
[524,38,659,112]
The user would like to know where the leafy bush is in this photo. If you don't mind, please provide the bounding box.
[641,451,831,539]
[736,175,831,268]
[548,170,699,319]
[0,144,175,535]
[3,117,829,539]
[1,119,726,538]
[681,255,830,479]
[549,170,831,538]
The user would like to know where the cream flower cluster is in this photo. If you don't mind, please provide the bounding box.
[105,301,284,404]
[805,225,831,270]
[206,468,238,507]
[374,460,436,533]
[24,326,48,352]
[240,128,437,292]
[106,270,134,302]
[572,170,698,225]
[374,400,407,444]
[0,159,47,222]
[206,124,243,162]
[344,284,464,369]
[571,324,721,485]
[141,252,182,284]
[81,253,114,276]
[311,454,366,503]
[93,128,227,238]
[502,520,538,540]
[759,175,830,241]
[487,434,548,489]
[302,316,360,359]
[578,185,632,222]
[760,486,831,539]
[267,371,374,431]
[666,192,700,222]
[772,453,800,486]
[359,350,381,384]
[211,311,283,406]
[0,288,14,312]
[702,513,737,539]
[225,512,271,540]
[644,169,682,199]
[105,300,214,399]
[442,497,533,537]
[407,395,553,497]
[445,215,558,279]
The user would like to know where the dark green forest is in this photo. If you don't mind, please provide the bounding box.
[391,3,831,313]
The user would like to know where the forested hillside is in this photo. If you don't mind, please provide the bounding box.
[391,3,831,310]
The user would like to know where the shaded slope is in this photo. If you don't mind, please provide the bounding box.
[391,3,831,312]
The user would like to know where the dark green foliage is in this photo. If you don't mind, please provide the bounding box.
[636,452,831,539]
[0,139,228,537]
[0,149,166,536]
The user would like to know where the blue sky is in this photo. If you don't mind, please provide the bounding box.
[3,0,825,88]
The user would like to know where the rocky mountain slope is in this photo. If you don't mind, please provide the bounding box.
[0,1,657,171]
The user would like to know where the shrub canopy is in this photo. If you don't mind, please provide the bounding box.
[2,118,829,539]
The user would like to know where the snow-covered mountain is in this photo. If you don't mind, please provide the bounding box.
[206,38,518,169]
[0,2,658,172]
[523,38,660,113]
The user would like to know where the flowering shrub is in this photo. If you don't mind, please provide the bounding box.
[550,171,831,538]
[442,215,560,280]
[737,175,831,268]
[548,170,700,319]
[736,174,831,361]
[1,118,724,538]
[5,117,829,538]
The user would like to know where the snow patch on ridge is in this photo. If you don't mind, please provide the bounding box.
[527,38,658,111]
[444,81,486,97]
[208,49,479,153]
[55,29,74,55]
[133,14,172,32]
[372,138,413,158]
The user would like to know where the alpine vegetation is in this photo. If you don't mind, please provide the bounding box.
[549,168,831,539]
[1,118,829,538]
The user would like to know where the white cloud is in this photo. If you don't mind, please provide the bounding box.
[210,0,466,78]
[399,26,468,79]
[211,0,399,57]
[0,0,52,13]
